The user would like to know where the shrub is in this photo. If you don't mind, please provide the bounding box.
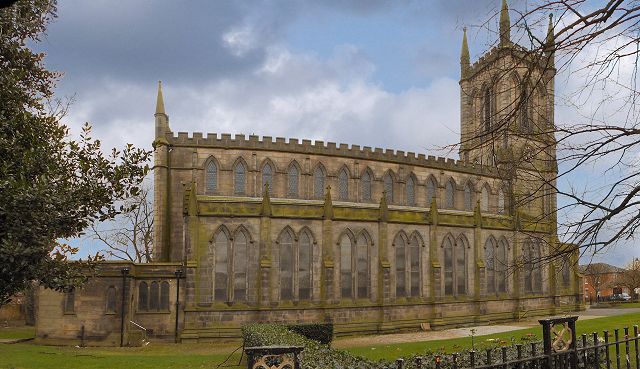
[287,323,333,345]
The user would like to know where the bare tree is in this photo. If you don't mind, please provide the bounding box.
[90,184,153,263]
[459,1,640,261]
[582,263,612,300]
[619,258,640,300]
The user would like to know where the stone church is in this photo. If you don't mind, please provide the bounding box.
[35,2,583,345]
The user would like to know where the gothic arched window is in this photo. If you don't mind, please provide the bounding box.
[560,256,571,288]
[384,172,393,203]
[485,238,496,294]
[160,281,170,310]
[262,163,274,196]
[105,286,117,313]
[361,171,372,201]
[138,282,148,311]
[394,234,407,297]
[409,234,421,297]
[279,230,294,301]
[299,231,312,300]
[338,169,349,200]
[234,161,246,195]
[481,186,489,212]
[149,281,159,310]
[426,177,436,206]
[339,234,353,299]
[356,233,370,299]
[205,160,217,194]
[464,182,473,211]
[445,180,455,209]
[406,176,415,206]
[443,236,466,296]
[523,240,542,294]
[498,189,506,214]
[233,231,248,302]
[214,231,229,302]
[520,85,533,133]
[497,239,508,293]
[313,166,325,199]
[483,88,493,133]
[288,164,299,198]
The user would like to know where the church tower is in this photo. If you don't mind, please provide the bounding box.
[459,0,557,219]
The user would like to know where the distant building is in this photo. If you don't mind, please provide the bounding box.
[579,263,627,301]
[35,1,583,345]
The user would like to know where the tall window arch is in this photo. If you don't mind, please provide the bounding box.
[445,180,455,209]
[523,240,542,294]
[384,172,393,203]
[339,234,353,299]
[160,281,170,310]
[394,233,407,297]
[150,281,159,310]
[426,177,436,205]
[288,164,299,198]
[443,235,466,296]
[262,162,274,196]
[361,170,372,201]
[233,231,248,302]
[298,230,313,300]
[279,230,294,300]
[520,85,533,133]
[313,166,325,199]
[409,233,421,297]
[560,256,571,288]
[214,230,229,302]
[406,176,415,206]
[338,168,349,200]
[485,238,507,295]
[105,286,117,313]
[464,182,473,211]
[356,232,370,299]
[483,87,494,133]
[138,282,148,311]
[498,189,506,214]
[205,160,218,194]
[234,161,246,195]
[481,186,490,212]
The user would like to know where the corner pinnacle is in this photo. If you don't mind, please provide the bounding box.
[155,80,166,115]
[499,0,511,46]
[461,27,470,77]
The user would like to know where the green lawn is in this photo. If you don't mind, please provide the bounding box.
[2,312,640,369]
[0,326,35,340]
[0,341,245,369]
[345,312,640,361]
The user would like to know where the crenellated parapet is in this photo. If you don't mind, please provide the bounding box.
[164,131,499,177]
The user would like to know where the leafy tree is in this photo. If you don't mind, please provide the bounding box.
[0,0,150,305]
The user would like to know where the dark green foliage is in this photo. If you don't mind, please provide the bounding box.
[287,323,333,345]
[0,0,150,305]
[243,323,609,369]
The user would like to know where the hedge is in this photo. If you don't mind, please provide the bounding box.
[241,324,605,369]
[287,323,333,345]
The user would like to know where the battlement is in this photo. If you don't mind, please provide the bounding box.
[166,131,497,176]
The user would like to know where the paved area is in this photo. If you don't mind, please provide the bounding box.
[333,307,639,348]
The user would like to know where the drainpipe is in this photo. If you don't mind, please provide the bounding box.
[174,268,183,343]
[120,267,129,347]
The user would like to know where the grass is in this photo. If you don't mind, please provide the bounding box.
[0,326,35,340]
[344,312,640,361]
[0,341,245,369]
[2,312,640,369]
[591,302,640,309]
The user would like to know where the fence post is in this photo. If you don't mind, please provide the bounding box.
[539,316,579,369]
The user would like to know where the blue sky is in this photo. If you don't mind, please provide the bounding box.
[33,0,639,267]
